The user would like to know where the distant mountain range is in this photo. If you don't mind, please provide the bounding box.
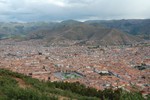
[26,20,142,45]
[85,19,150,40]
[0,19,149,45]
[0,22,57,39]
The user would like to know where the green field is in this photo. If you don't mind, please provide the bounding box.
[62,72,82,79]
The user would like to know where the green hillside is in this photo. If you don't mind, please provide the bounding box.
[0,68,149,100]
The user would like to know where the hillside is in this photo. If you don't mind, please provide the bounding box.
[0,68,148,100]
[27,20,142,45]
[85,19,150,39]
[0,22,58,39]
[0,20,147,45]
[93,29,141,45]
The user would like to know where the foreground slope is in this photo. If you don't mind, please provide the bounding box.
[0,68,148,100]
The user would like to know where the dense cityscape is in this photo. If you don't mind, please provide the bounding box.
[0,39,149,97]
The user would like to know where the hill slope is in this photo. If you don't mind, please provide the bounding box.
[94,29,141,45]
[0,22,58,39]
[0,68,148,100]
[27,20,142,45]
[85,19,150,39]
[0,20,145,45]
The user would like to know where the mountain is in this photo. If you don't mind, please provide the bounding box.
[89,29,141,45]
[0,22,58,39]
[27,20,142,45]
[85,19,150,39]
[0,19,147,45]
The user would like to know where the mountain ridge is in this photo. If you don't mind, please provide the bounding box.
[27,20,142,45]
[0,19,148,45]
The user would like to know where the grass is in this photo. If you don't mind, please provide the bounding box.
[0,68,99,100]
[0,68,149,100]
[62,73,81,79]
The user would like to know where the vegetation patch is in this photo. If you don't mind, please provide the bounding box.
[0,68,149,100]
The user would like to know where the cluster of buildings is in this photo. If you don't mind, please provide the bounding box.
[0,39,149,96]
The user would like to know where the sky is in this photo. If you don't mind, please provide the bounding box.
[0,0,150,22]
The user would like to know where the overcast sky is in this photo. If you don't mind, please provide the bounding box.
[0,0,150,22]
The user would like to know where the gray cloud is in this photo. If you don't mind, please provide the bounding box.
[0,0,150,22]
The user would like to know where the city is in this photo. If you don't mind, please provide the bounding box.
[0,39,149,96]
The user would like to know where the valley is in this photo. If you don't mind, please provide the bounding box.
[0,39,149,96]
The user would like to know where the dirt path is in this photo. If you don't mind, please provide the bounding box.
[14,77,30,88]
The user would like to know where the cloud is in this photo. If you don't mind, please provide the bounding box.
[0,0,150,22]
